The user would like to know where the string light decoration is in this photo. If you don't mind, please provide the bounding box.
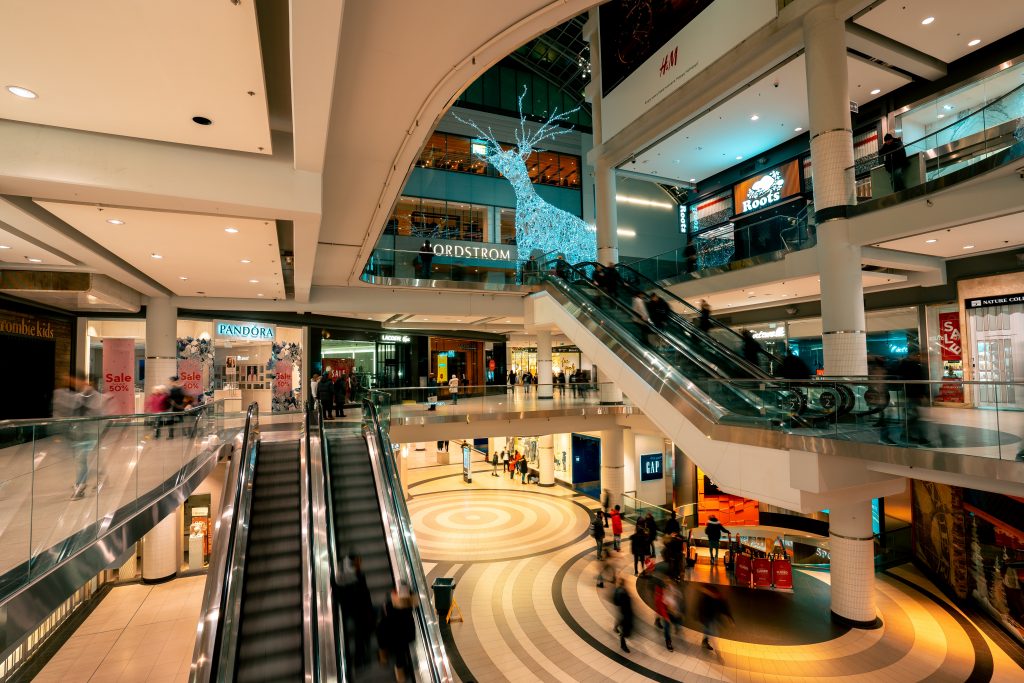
[452,87,596,266]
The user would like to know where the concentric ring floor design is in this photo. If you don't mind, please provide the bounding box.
[407,468,1024,683]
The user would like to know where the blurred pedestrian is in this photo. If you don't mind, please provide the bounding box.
[338,553,374,665]
[698,299,712,333]
[612,577,634,653]
[630,528,647,576]
[65,373,102,499]
[609,505,623,552]
[704,514,729,565]
[592,511,606,559]
[378,584,418,682]
[697,584,733,651]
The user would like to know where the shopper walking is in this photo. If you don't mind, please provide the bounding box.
[697,584,733,652]
[592,511,606,559]
[612,577,634,653]
[704,514,729,565]
[518,454,529,484]
[492,450,501,476]
[654,573,683,651]
[448,374,459,405]
[66,373,102,499]
[167,376,189,438]
[317,373,335,419]
[630,529,647,576]
[664,508,681,536]
[426,373,438,411]
[522,371,532,395]
[642,512,658,557]
[334,373,347,418]
[502,449,510,474]
[417,239,434,278]
[610,505,623,552]
[601,488,611,527]
[510,451,520,480]
[894,348,928,445]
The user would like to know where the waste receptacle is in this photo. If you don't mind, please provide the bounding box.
[432,577,456,620]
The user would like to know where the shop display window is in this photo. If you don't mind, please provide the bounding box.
[184,493,212,570]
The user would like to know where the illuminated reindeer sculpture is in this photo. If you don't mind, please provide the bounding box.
[452,89,596,267]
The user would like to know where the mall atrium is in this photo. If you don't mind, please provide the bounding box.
[1,1,1024,681]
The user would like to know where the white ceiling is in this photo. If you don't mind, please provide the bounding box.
[875,211,1024,258]
[33,202,285,299]
[684,270,907,312]
[0,0,272,154]
[632,53,910,183]
[854,0,1024,64]
[0,224,76,268]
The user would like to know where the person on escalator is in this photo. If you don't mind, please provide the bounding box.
[741,330,762,367]
[554,254,571,280]
[593,263,621,307]
[779,350,811,380]
[646,293,670,330]
[338,553,374,665]
[378,585,417,682]
[698,299,712,333]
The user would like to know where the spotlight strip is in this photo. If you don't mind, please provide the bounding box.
[615,194,674,210]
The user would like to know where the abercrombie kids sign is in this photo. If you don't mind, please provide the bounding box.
[215,320,276,341]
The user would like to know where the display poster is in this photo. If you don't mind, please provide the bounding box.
[462,443,472,483]
[752,557,772,588]
[772,558,794,590]
[732,159,802,215]
[102,338,135,414]
[734,553,752,587]
[938,312,963,360]
[911,480,969,599]
[938,379,965,403]
[177,358,203,397]
[323,357,354,381]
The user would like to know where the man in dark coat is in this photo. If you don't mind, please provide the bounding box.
[316,373,334,419]
[878,133,909,191]
[333,374,347,418]
[613,578,634,653]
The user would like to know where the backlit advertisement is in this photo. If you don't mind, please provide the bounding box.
[732,159,802,215]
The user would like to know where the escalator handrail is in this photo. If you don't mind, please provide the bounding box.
[0,397,228,428]
[614,261,787,373]
[304,400,342,682]
[361,399,454,683]
[189,402,260,683]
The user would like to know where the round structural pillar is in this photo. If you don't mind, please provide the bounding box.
[828,500,878,626]
[594,159,618,265]
[595,364,623,405]
[536,330,553,399]
[600,429,625,510]
[538,434,555,487]
[804,4,867,376]
[142,510,179,583]
[144,296,178,396]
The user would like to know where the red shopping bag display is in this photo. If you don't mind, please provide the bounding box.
[752,557,772,588]
[734,553,752,587]
[772,558,794,590]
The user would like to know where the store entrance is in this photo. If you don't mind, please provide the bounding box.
[2,336,55,419]
[969,303,1023,408]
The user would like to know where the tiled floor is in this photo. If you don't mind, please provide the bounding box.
[406,463,1024,682]
[33,576,206,683]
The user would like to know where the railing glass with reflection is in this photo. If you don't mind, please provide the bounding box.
[361,245,530,286]
[0,401,245,599]
[846,80,1024,205]
[362,394,453,682]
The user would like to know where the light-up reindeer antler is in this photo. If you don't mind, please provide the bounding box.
[449,110,503,159]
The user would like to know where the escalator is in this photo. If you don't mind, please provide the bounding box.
[234,439,304,681]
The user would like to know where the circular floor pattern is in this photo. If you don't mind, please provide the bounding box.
[408,489,591,563]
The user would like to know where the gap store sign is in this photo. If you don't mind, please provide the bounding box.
[215,320,276,341]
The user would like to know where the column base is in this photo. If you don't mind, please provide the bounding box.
[829,610,882,630]
[537,482,556,487]
[536,395,554,400]
[599,401,623,406]
[142,572,177,585]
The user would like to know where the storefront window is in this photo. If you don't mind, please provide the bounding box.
[925,304,965,404]
[386,196,488,242]
[509,346,584,378]
[322,339,377,399]
[184,493,212,570]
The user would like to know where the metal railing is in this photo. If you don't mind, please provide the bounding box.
[361,395,453,682]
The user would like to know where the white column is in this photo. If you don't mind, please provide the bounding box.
[828,500,877,626]
[600,429,624,510]
[142,508,179,582]
[595,159,618,265]
[538,434,555,487]
[804,4,867,376]
[145,295,178,396]
[595,364,623,404]
[536,330,553,399]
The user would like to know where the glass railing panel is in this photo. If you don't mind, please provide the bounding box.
[361,246,528,287]
[0,423,33,593]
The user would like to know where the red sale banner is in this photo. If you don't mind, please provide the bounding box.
[752,557,772,588]
[772,558,794,590]
[273,360,293,401]
[938,312,962,361]
[102,338,135,414]
[734,553,752,587]
[177,358,204,397]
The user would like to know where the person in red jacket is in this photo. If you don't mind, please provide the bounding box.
[609,505,624,551]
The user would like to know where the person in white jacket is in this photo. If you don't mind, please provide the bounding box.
[448,375,459,404]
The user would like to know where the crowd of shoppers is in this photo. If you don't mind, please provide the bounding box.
[312,371,350,419]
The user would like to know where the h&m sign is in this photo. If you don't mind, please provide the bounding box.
[215,320,276,341]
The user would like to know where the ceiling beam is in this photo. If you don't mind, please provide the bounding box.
[846,22,947,81]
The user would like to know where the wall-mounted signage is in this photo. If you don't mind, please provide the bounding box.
[640,453,663,481]
[752,327,786,340]
[0,316,55,339]
[938,312,962,360]
[432,242,514,261]
[732,159,801,215]
[215,320,276,341]
[965,292,1024,309]
[380,334,411,343]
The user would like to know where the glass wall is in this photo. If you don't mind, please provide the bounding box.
[457,64,592,129]
[385,196,489,242]
[415,130,582,189]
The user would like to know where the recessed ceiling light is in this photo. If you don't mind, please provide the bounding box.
[736,155,743,160]
[26,257,42,263]
[6,85,37,99]
[968,39,981,47]
[870,89,881,95]
[257,293,264,297]
[106,218,125,225]
[224,227,238,234]
[925,239,937,244]
[179,275,189,280]
[750,115,759,121]
[151,253,162,259]
[963,244,975,249]
[192,115,213,126]
[921,17,935,25]
[937,114,945,119]
[0,245,10,249]
[689,178,696,183]
[248,279,259,283]
[240,259,251,264]
[794,127,803,132]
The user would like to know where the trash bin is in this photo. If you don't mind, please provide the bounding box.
[432,577,456,620]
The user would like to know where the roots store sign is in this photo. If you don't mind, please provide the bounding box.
[732,159,801,215]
